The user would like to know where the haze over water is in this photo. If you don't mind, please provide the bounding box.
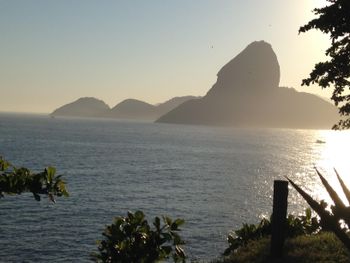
[0,1,330,113]
[1,1,349,262]
[1,113,349,262]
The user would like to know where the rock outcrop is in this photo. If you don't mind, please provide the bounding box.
[156,41,338,129]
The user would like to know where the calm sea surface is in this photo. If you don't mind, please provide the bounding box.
[0,113,349,262]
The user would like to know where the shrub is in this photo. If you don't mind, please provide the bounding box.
[91,210,186,263]
[224,208,320,255]
[0,156,68,202]
[216,232,350,263]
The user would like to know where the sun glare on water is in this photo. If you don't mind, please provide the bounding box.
[312,130,350,205]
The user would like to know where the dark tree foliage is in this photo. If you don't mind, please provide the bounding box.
[0,156,69,202]
[299,0,350,129]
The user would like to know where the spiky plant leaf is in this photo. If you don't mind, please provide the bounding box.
[315,167,346,209]
[287,176,350,251]
[286,177,324,215]
[335,168,350,205]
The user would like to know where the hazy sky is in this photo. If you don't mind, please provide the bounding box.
[0,0,330,113]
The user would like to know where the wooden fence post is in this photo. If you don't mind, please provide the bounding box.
[270,180,288,258]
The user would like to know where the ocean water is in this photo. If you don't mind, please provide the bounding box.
[0,113,349,262]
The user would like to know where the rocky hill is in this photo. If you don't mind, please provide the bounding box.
[51,97,110,118]
[107,99,157,120]
[107,96,199,120]
[156,41,338,129]
[51,96,197,121]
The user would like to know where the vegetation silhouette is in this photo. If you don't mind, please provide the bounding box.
[299,0,350,129]
[0,157,68,202]
[223,208,320,256]
[91,210,186,263]
[288,169,350,250]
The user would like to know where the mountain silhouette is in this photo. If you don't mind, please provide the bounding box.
[51,97,110,118]
[107,99,157,120]
[51,96,197,120]
[107,96,199,120]
[156,41,338,129]
[157,96,199,116]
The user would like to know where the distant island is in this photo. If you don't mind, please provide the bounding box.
[52,40,338,128]
[51,97,110,118]
[51,96,198,121]
[156,41,338,129]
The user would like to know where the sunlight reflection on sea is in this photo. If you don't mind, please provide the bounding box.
[0,114,349,262]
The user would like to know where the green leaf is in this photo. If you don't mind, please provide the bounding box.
[154,216,161,230]
[163,216,172,226]
[134,210,145,222]
[174,219,185,227]
[306,208,312,220]
[46,167,56,183]
[127,211,134,220]
[162,233,172,241]
[161,245,172,254]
